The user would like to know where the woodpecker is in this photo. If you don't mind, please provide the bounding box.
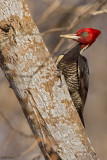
[56,28,101,127]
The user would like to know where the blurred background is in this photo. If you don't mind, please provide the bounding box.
[0,0,107,159]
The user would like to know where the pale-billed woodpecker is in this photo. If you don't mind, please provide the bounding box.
[56,28,101,127]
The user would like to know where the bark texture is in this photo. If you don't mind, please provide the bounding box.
[0,0,99,160]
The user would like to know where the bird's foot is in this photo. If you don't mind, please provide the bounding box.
[54,70,63,88]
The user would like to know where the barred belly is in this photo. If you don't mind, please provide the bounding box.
[63,63,79,92]
[62,63,82,109]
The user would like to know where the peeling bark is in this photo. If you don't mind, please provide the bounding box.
[0,0,99,160]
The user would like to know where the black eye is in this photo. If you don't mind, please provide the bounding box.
[81,32,89,38]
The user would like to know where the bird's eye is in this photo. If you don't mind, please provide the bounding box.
[81,32,89,38]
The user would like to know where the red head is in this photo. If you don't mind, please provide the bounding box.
[60,28,101,48]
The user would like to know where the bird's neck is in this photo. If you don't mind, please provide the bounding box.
[72,44,82,53]
[80,44,89,54]
[69,44,82,56]
[65,44,88,61]
[64,44,82,61]
[71,43,88,55]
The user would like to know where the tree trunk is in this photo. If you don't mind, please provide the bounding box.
[0,0,99,160]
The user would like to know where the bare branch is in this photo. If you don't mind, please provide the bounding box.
[0,131,16,156]
[29,153,42,160]
[41,27,66,36]
[19,141,40,159]
[37,0,62,24]
[0,110,33,138]
[52,0,106,55]
[91,9,107,15]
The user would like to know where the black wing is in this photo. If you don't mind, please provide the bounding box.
[78,55,89,112]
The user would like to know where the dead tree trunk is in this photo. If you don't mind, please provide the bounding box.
[0,0,99,160]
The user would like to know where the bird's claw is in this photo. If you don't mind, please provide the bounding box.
[54,70,63,88]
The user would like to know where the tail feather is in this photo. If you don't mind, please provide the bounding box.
[78,110,85,127]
